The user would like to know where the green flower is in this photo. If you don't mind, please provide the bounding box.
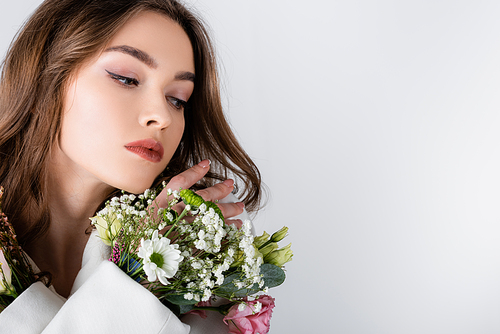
[270,226,288,243]
[264,243,293,267]
[180,189,204,208]
[258,242,278,257]
[253,231,270,249]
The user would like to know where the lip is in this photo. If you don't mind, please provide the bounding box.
[125,139,164,163]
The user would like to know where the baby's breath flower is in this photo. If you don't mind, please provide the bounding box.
[202,288,211,302]
[253,301,262,313]
[165,212,174,221]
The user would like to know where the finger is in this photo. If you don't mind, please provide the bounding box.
[196,179,234,202]
[225,219,243,229]
[155,160,211,207]
[216,202,245,219]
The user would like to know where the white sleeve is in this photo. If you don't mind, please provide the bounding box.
[42,261,190,334]
[0,261,190,334]
[0,282,65,334]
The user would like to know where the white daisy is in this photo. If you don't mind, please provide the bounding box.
[138,230,183,285]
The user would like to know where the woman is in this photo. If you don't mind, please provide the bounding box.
[0,0,263,332]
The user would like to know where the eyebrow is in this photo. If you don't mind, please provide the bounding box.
[105,45,158,68]
[175,71,195,82]
[104,45,195,82]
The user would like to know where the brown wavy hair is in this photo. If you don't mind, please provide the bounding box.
[0,0,263,246]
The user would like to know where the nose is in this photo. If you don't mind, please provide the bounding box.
[138,94,172,130]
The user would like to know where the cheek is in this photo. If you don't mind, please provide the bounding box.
[60,86,127,162]
[174,114,186,145]
[164,114,185,162]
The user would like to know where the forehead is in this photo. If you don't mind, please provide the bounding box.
[106,11,195,74]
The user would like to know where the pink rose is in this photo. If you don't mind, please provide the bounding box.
[223,295,275,334]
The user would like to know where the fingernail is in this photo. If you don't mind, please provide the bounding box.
[236,202,245,210]
[198,159,211,168]
[223,179,234,188]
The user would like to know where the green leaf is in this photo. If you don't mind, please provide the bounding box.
[214,263,286,299]
[179,304,195,314]
[260,263,286,288]
[163,293,199,305]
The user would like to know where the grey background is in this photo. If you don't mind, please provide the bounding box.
[3,1,500,333]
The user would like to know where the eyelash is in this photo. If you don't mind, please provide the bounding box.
[106,70,139,87]
[167,97,188,110]
[106,69,188,110]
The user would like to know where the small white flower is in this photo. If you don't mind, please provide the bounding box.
[238,303,247,312]
[194,239,207,250]
[253,301,262,313]
[138,230,183,285]
[191,261,202,270]
[165,212,174,221]
[199,203,207,213]
[202,288,211,301]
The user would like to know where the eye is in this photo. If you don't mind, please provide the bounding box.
[105,70,139,87]
[167,96,187,110]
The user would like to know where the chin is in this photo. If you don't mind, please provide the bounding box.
[111,176,157,195]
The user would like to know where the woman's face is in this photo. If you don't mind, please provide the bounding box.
[54,11,195,194]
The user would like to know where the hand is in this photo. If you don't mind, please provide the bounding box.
[155,160,244,227]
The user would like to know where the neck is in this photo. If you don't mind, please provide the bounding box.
[25,149,115,297]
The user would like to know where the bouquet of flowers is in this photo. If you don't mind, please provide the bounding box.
[0,184,292,334]
[91,183,292,334]
[0,187,49,311]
